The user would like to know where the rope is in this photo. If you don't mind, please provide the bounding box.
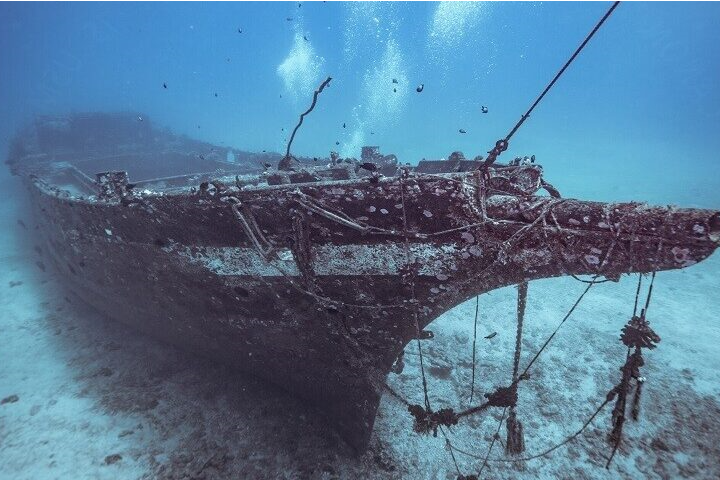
[469,296,480,404]
[283,76,332,166]
[383,382,411,406]
[632,274,643,317]
[399,175,432,412]
[571,274,612,284]
[505,282,528,455]
[482,1,621,168]
[642,271,656,315]
[478,408,508,477]
[227,197,276,260]
[456,279,595,420]
[451,396,612,463]
[439,427,462,476]
[519,279,595,379]
[512,283,527,384]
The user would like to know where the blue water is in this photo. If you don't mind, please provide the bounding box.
[1,2,719,479]
[2,2,720,204]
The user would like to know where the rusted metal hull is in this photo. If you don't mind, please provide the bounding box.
[10,113,719,451]
[25,169,720,451]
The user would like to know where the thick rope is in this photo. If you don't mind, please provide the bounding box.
[518,279,594,379]
[457,279,595,420]
[512,283,527,384]
[282,76,332,166]
[643,271,656,315]
[469,296,480,404]
[506,282,528,454]
[633,274,643,317]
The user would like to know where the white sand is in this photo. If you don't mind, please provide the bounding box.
[1,174,719,480]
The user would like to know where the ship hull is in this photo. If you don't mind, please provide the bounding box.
[25,169,720,451]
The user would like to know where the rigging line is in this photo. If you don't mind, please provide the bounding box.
[439,427,462,476]
[478,407,508,477]
[519,279,595,379]
[457,277,597,420]
[512,282,528,383]
[571,274,612,284]
[451,396,613,463]
[469,295,480,404]
[399,175,432,412]
[632,274,643,317]
[383,382,411,407]
[633,273,642,317]
[483,1,621,168]
[643,271,657,315]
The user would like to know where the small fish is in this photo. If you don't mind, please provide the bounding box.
[531,154,536,163]
[163,82,168,89]
[197,125,201,129]
[313,157,318,162]
[137,116,143,122]
[335,141,340,145]
[280,94,282,98]
[392,78,398,84]
[459,129,467,134]
[237,28,242,34]
[262,162,272,169]
[484,332,497,339]
[199,154,205,160]
[481,105,488,113]
[286,17,293,21]
[214,93,218,97]
[416,84,424,93]
[342,122,346,128]
[359,162,377,172]
[393,88,397,93]
[303,35,308,41]
[281,127,284,131]
[370,131,375,135]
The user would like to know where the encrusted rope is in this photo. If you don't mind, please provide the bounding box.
[282,76,332,168]
[399,175,432,414]
[469,296,480,404]
[506,282,528,455]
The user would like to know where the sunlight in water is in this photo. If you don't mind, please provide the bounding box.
[360,39,408,130]
[339,39,409,159]
[343,2,393,63]
[427,1,489,66]
[277,27,325,100]
[340,125,365,159]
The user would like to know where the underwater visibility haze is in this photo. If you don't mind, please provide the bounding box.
[1,2,720,479]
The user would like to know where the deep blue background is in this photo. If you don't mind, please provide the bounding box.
[1,1,719,204]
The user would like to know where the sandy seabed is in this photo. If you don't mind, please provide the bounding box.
[1,176,719,480]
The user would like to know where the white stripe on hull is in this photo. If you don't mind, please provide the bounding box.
[167,243,464,277]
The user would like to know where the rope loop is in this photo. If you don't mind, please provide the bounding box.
[408,405,459,437]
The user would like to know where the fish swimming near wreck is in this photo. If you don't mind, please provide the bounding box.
[5,112,720,453]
